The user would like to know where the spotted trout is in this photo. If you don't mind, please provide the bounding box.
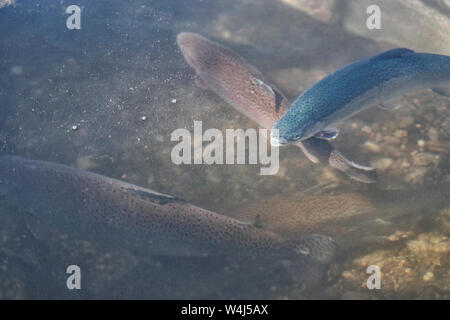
[272,48,450,145]
[176,32,376,183]
[0,155,336,285]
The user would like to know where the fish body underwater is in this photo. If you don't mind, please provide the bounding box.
[0,156,336,286]
[272,48,450,145]
[176,32,376,183]
[234,192,376,236]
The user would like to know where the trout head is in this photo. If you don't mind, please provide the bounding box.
[271,117,311,146]
[279,234,338,290]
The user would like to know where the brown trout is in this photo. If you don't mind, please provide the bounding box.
[177,32,377,183]
[0,156,336,285]
[234,192,376,236]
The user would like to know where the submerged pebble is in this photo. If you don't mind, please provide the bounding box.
[362,140,381,153]
[370,158,393,170]
[417,139,426,148]
[423,271,435,282]
[334,231,450,298]
[412,152,438,167]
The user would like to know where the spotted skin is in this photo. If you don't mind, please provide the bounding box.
[177,32,376,183]
[273,48,450,144]
[0,155,336,278]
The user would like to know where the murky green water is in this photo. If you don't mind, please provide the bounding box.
[0,0,449,299]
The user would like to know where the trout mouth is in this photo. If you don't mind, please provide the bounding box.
[270,129,289,147]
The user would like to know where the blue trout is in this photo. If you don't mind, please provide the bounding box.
[272,48,450,145]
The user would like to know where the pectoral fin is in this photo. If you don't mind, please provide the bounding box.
[329,151,378,184]
[314,128,339,140]
[432,86,450,97]
[297,142,320,163]
[378,96,406,110]
[299,137,377,184]
[378,102,403,110]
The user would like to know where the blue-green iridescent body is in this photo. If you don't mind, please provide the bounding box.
[272,49,450,145]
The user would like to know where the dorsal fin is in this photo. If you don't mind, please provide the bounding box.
[371,48,414,61]
[125,188,186,205]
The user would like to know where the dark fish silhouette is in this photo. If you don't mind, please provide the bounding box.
[177,32,377,183]
[0,156,337,287]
